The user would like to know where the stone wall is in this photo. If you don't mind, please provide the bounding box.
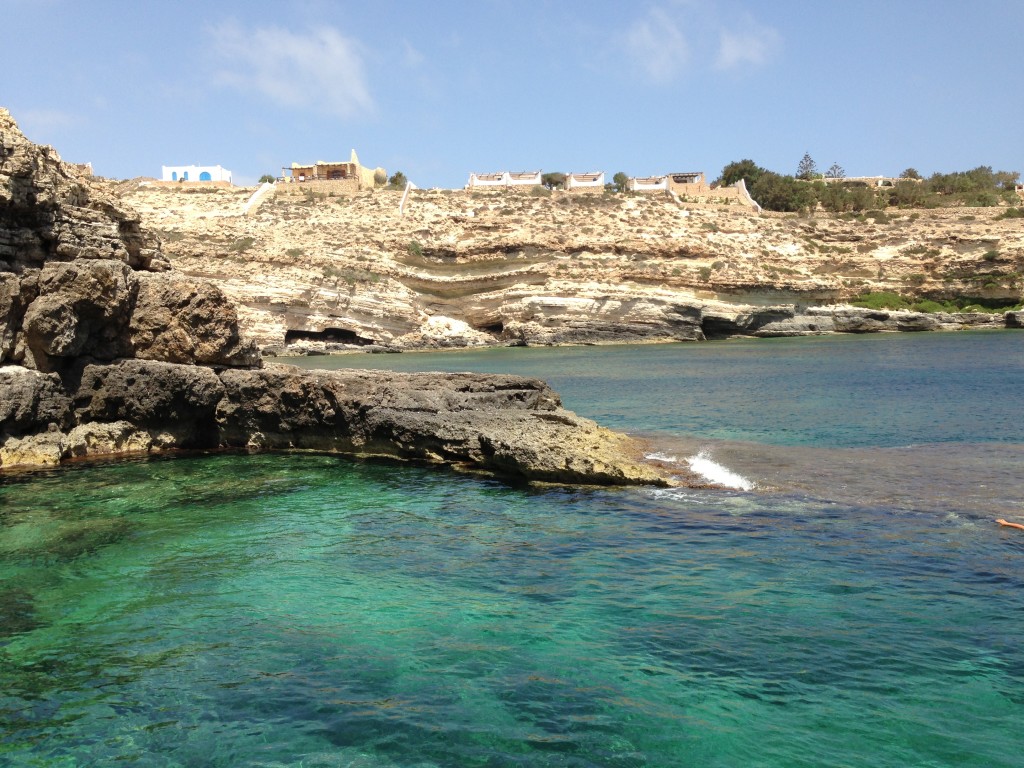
[277,178,361,197]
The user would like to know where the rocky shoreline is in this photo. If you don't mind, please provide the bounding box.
[0,108,670,485]
[272,304,1022,357]
[1,361,667,485]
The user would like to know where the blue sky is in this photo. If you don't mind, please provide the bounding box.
[3,0,1021,187]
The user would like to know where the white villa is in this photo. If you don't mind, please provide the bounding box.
[627,175,669,192]
[161,164,233,183]
[565,171,605,190]
[466,171,542,189]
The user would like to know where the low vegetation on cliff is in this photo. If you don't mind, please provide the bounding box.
[716,157,1020,214]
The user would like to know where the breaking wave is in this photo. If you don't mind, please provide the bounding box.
[686,449,755,491]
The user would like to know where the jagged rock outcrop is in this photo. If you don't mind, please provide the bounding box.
[0,107,261,371]
[215,366,662,484]
[0,108,669,485]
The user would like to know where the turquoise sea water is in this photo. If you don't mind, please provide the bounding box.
[2,331,1024,767]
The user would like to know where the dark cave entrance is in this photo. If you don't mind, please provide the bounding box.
[284,328,375,346]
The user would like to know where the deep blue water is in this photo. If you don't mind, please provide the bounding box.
[2,330,1024,767]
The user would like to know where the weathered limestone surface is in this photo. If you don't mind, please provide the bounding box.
[130,273,260,366]
[113,176,1023,353]
[0,108,668,485]
[0,366,71,433]
[217,366,663,484]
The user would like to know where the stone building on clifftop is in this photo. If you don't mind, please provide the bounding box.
[564,172,606,195]
[161,164,232,184]
[466,171,543,190]
[281,150,385,195]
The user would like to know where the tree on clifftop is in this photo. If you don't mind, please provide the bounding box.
[716,159,765,187]
[258,174,276,184]
[825,163,845,179]
[796,152,818,180]
[388,171,408,189]
[541,172,566,190]
[612,172,629,193]
[750,172,816,213]
[900,168,922,180]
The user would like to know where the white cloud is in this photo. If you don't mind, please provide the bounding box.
[625,7,690,83]
[623,3,780,83]
[209,22,373,119]
[715,17,781,71]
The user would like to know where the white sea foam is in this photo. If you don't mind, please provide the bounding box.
[686,450,755,491]
[644,452,679,463]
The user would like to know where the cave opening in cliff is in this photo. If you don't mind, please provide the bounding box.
[700,317,743,340]
[478,322,505,335]
[285,328,375,346]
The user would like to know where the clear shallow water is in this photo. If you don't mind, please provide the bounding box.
[3,331,1024,767]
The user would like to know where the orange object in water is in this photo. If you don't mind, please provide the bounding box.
[996,519,1024,531]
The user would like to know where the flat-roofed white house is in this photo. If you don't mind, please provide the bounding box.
[161,164,233,183]
[466,171,543,189]
[627,175,669,192]
[565,171,605,190]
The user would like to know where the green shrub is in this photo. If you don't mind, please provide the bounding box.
[982,250,999,262]
[229,237,255,253]
[864,210,889,224]
[407,241,423,257]
[907,273,927,286]
[910,299,947,313]
[996,207,1024,220]
[285,248,304,258]
[698,266,712,281]
[849,291,910,310]
[749,172,816,213]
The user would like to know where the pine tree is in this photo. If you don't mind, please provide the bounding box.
[796,152,818,180]
[825,163,845,179]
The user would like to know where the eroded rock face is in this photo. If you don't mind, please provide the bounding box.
[70,359,226,447]
[112,177,1023,352]
[21,259,137,368]
[0,110,164,272]
[0,366,71,434]
[1,108,261,372]
[130,273,260,367]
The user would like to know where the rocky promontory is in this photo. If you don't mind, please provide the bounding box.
[0,109,668,485]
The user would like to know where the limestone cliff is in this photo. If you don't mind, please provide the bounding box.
[114,182,1024,352]
[0,108,668,485]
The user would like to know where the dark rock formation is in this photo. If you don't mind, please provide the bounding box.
[747,305,1007,338]
[0,108,667,485]
[130,273,260,366]
[216,367,660,484]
